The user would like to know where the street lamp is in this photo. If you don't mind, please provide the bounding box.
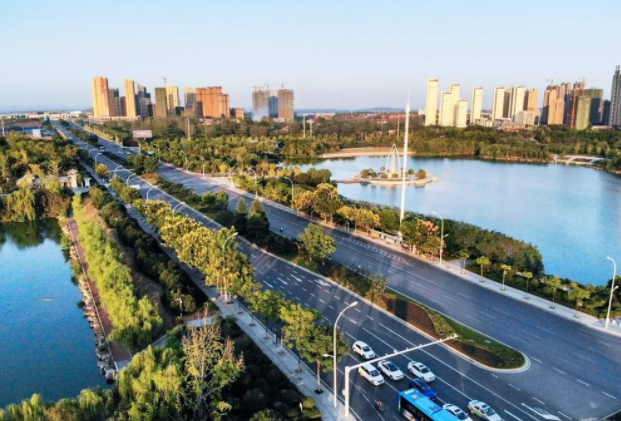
[318,185,337,225]
[126,173,135,186]
[605,256,618,330]
[113,166,125,177]
[431,211,444,266]
[178,297,183,319]
[179,150,188,170]
[173,201,186,213]
[94,152,102,164]
[198,155,206,179]
[146,186,157,201]
[220,232,239,300]
[284,177,294,203]
[330,301,358,408]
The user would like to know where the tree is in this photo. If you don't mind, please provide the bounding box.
[500,264,512,291]
[255,290,285,339]
[247,199,269,238]
[475,256,490,282]
[298,323,349,392]
[183,319,245,421]
[299,223,336,264]
[280,302,320,371]
[249,409,284,421]
[234,197,248,234]
[523,271,534,297]
[415,169,427,180]
[543,275,562,308]
[569,282,591,317]
[95,163,110,179]
[458,249,470,275]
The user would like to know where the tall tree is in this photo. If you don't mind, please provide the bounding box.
[246,198,269,238]
[299,223,336,264]
[255,290,286,339]
[233,197,248,235]
[543,275,562,307]
[475,256,491,282]
[298,323,349,392]
[280,302,320,371]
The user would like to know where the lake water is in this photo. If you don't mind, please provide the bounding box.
[0,221,105,407]
[295,157,621,286]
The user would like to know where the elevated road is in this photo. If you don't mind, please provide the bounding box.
[58,121,621,421]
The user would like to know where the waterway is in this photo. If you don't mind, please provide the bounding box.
[0,220,105,407]
[294,157,621,286]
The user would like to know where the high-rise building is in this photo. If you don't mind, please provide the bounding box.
[154,88,168,118]
[602,100,611,125]
[124,79,137,118]
[508,85,525,121]
[252,88,269,118]
[584,88,604,125]
[543,85,566,125]
[456,99,468,128]
[269,92,279,118]
[136,85,151,120]
[609,65,621,126]
[449,84,460,124]
[439,92,453,126]
[515,111,536,126]
[502,90,511,118]
[196,87,230,118]
[470,87,483,123]
[523,89,538,112]
[425,79,439,126]
[575,95,592,130]
[278,89,294,122]
[184,87,197,116]
[108,88,120,117]
[564,80,586,127]
[165,86,179,117]
[491,87,505,121]
[233,108,245,119]
[91,76,110,117]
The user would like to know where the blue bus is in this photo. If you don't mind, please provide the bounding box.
[398,389,459,421]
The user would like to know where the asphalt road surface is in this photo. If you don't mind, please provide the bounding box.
[58,121,621,421]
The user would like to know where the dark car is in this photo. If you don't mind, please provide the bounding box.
[408,378,437,400]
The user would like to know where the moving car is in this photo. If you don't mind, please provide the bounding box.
[468,400,503,421]
[443,404,472,421]
[378,360,404,380]
[352,341,376,360]
[408,378,437,400]
[358,363,384,386]
[407,361,436,382]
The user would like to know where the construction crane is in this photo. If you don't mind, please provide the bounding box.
[160,76,167,87]
[280,82,287,89]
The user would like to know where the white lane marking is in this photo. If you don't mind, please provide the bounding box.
[441,294,457,302]
[310,293,316,297]
[455,292,472,299]
[329,305,335,310]
[344,332,355,340]
[491,307,512,317]
[490,373,498,378]
[509,383,521,391]
[302,287,308,292]
[602,391,618,400]
[322,316,330,322]
[505,410,524,421]
[535,326,557,336]
[366,315,373,320]
[531,357,543,363]
[354,307,362,313]
[506,334,528,344]
[464,314,483,323]
[552,367,566,375]
[277,277,288,285]
[559,358,580,369]
[576,379,590,387]
[291,275,303,283]
[597,340,611,347]
[557,411,572,420]
[572,352,596,363]
[264,281,274,289]
[532,397,546,405]
[319,298,325,303]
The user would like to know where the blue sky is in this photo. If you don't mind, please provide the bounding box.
[1,0,619,111]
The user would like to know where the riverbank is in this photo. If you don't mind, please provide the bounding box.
[321,146,417,158]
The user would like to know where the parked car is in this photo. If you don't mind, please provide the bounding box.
[443,404,472,421]
[468,401,503,421]
[408,378,437,400]
[352,341,376,360]
[358,363,384,386]
[378,360,404,380]
[407,361,436,382]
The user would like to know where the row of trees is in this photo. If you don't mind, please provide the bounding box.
[135,200,349,391]
[73,195,162,352]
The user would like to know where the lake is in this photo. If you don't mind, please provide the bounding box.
[295,157,621,286]
[0,220,106,407]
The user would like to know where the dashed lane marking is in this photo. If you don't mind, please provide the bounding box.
[319,298,325,303]
[490,373,498,378]
[576,379,590,387]
[509,384,521,392]
[329,305,335,310]
[557,411,572,420]
[597,340,611,347]
[354,307,362,313]
[552,367,566,375]
[366,315,374,320]
[572,352,596,363]
[506,334,528,344]
[531,357,543,363]
[505,410,524,421]
[602,391,618,400]
[532,397,546,405]
[264,281,274,289]
[310,293,316,297]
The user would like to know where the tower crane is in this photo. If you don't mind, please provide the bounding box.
[160,76,167,87]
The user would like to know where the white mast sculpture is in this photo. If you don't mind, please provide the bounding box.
[399,100,410,224]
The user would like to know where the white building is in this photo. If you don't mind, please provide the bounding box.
[471,87,483,123]
[439,92,453,127]
[456,99,468,128]
[425,79,439,126]
[492,86,506,121]
[508,85,526,121]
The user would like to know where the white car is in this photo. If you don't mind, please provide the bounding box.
[443,404,472,421]
[352,341,376,360]
[358,363,384,386]
[378,360,404,380]
[407,361,436,382]
[468,400,503,421]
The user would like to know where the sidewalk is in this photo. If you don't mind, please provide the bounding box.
[179,167,621,338]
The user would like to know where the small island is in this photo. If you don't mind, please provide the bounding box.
[351,144,439,186]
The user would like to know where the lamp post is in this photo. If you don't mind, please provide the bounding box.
[126,173,135,186]
[179,150,188,170]
[318,185,337,225]
[431,211,444,266]
[113,166,125,177]
[94,152,102,164]
[178,297,183,319]
[172,201,186,213]
[330,301,357,408]
[605,256,618,330]
[198,155,206,179]
[284,177,294,203]
[146,186,157,201]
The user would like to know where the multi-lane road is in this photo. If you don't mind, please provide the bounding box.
[57,121,621,421]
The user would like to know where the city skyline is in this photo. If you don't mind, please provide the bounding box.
[1,0,620,111]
